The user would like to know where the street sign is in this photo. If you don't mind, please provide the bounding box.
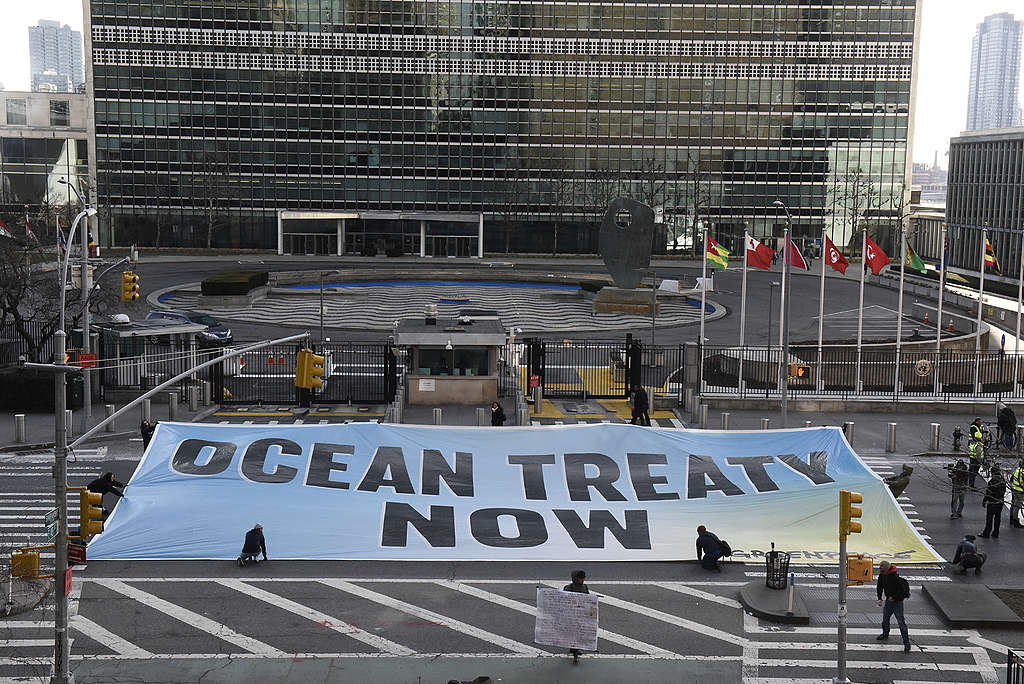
[68,543,87,565]
[44,508,59,541]
[77,353,98,368]
[64,567,72,596]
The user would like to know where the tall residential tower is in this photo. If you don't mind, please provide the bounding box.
[966,12,1022,132]
[28,20,85,93]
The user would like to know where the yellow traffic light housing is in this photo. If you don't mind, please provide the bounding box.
[295,348,325,390]
[79,489,104,537]
[839,489,863,540]
[120,271,140,302]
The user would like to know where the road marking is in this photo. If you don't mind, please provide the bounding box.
[268,420,279,425]
[71,615,153,658]
[669,418,685,428]
[752,658,980,672]
[0,653,744,664]
[655,582,744,609]
[242,420,253,425]
[92,579,285,656]
[434,579,678,658]
[0,640,50,648]
[319,579,545,655]
[215,579,413,655]
[319,420,329,425]
[294,419,304,424]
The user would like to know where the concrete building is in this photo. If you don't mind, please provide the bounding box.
[29,20,85,94]
[85,1,921,253]
[966,13,1023,132]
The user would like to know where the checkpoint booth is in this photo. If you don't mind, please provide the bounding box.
[396,314,506,405]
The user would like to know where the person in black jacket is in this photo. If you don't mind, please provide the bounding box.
[490,402,506,426]
[875,560,911,652]
[237,523,268,566]
[980,467,1006,538]
[140,420,156,449]
[563,570,590,663]
[630,384,650,426]
[87,472,126,515]
[696,525,725,571]
[948,459,968,519]
[952,534,987,574]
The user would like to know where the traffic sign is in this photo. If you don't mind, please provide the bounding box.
[68,542,87,565]
[44,508,59,541]
[77,353,98,368]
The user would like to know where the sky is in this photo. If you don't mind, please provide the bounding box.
[0,0,1019,169]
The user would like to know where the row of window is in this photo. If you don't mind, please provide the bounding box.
[3,98,70,127]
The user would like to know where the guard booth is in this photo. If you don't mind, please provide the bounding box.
[396,314,507,405]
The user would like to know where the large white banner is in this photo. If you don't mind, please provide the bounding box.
[87,422,942,564]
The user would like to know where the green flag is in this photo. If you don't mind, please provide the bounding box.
[904,242,927,274]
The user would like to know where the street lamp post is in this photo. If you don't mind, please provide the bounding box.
[772,200,793,427]
[58,178,93,432]
[767,281,780,399]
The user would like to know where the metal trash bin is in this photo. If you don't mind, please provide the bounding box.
[765,543,790,590]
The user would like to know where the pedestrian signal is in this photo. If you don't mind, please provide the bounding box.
[120,271,140,302]
[839,489,863,540]
[788,363,811,379]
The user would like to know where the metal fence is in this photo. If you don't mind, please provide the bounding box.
[1009,650,1024,684]
[100,340,221,400]
[701,344,1024,401]
[0,320,56,364]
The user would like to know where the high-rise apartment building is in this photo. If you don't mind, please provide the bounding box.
[85,1,920,253]
[966,13,1022,132]
[29,20,85,94]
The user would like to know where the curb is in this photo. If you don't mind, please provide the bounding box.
[192,405,221,422]
[2,578,53,618]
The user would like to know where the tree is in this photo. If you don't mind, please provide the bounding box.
[829,168,880,253]
[546,173,577,256]
[679,152,713,257]
[495,157,532,254]
[192,149,237,249]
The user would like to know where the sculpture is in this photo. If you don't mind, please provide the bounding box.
[598,197,655,289]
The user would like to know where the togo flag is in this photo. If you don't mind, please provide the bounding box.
[706,236,730,269]
[904,242,927,274]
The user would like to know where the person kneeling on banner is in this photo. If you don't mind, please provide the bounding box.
[237,523,268,567]
[563,570,590,664]
[696,525,730,572]
[87,472,126,518]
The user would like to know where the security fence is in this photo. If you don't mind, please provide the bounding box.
[701,344,1024,401]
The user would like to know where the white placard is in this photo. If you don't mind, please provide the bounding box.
[418,379,435,392]
[534,587,598,651]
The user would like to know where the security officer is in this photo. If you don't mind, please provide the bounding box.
[1010,462,1024,529]
[968,418,985,489]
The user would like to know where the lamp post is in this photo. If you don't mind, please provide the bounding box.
[52,203,96,684]
[772,200,793,427]
[58,178,94,432]
[767,281,780,399]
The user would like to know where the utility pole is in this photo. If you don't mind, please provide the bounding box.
[835,489,863,684]
[772,200,793,426]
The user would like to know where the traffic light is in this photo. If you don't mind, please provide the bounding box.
[120,271,140,302]
[295,348,325,390]
[294,349,309,388]
[839,489,863,540]
[79,489,104,537]
[788,363,811,379]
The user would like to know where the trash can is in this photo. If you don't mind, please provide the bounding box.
[765,546,790,590]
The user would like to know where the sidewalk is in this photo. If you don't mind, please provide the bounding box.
[0,399,213,451]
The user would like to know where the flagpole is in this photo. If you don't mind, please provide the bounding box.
[1015,228,1024,395]
[778,230,788,406]
[855,228,866,392]
[974,228,987,394]
[894,225,907,398]
[699,226,708,359]
[739,229,748,396]
[781,224,792,426]
[935,225,946,395]
[816,226,826,393]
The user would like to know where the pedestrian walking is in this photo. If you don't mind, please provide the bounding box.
[140,420,156,449]
[952,534,987,574]
[883,465,913,498]
[236,523,268,566]
[968,418,985,489]
[563,569,590,664]
[1010,461,1024,528]
[630,383,650,426]
[980,467,1005,538]
[948,459,968,519]
[875,560,911,652]
[490,402,506,426]
[696,525,728,572]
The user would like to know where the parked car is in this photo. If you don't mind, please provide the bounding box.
[145,310,233,346]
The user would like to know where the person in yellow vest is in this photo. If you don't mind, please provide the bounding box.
[968,418,985,489]
[1010,462,1024,529]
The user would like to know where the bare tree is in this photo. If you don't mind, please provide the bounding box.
[495,158,531,254]
[583,167,622,222]
[679,152,712,257]
[192,149,237,249]
[546,173,577,256]
[829,168,880,253]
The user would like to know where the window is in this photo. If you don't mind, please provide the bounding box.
[50,100,70,127]
[6,99,26,125]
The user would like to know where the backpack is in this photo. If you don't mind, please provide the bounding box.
[897,576,911,600]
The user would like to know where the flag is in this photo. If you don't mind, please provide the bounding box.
[824,235,849,274]
[24,214,43,255]
[864,235,890,275]
[745,234,773,270]
[786,235,809,270]
[904,242,927,274]
[56,215,68,258]
[0,219,13,240]
[706,235,730,269]
[985,237,1002,275]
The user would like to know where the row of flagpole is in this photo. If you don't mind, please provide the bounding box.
[700,220,1021,397]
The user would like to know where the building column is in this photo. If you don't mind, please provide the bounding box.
[277,213,284,255]
[420,220,427,257]
[477,213,484,258]
[337,219,344,256]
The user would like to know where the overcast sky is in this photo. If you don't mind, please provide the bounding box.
[0,0,1019,169]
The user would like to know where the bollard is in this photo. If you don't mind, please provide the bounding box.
[142,398,152,423]
[761,417,770,430]
[532,385,543,411]
[684,388,694,414]
[843,421,855,445]
[804,420,812,429]
[930,423,941,452]
[168,392,178,421]
[519,406,531,426]
[202,380,212,407]
[699,404,708,429]
[476,407,487,426]
[14,414,25,443]
[104,404,116,433]
[787,574,795,617]
[721,412,730,430]
[433,407,443,425]
[188,385,199,412]
[886,422,897,453]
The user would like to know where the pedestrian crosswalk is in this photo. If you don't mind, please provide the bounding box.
[0,572,1002,683]
[531,416,685,428]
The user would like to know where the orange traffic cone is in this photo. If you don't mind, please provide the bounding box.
[278,355,285,365]
[947,320,954,332]
[923,312,930,325]
[268,354,275,365]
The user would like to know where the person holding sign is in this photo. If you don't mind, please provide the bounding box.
[563,570,590,664]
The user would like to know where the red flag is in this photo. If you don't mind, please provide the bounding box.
[0,219,13,240]
[864,235,890,275]
[787,235,809,270]
[745,234,774,270]
[24,214,43,255]
[824,235,849,274]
